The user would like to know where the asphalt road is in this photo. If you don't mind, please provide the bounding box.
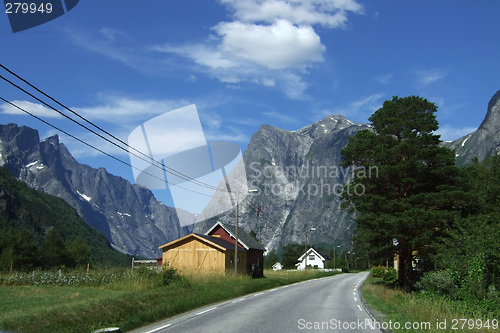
[129,272,381,333]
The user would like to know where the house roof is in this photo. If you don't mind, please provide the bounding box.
[195,233,247,252]
[205,222,266,251]
[297,248,326,262]
[159,233,245,252]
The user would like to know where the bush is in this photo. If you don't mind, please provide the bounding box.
[161,263,184,286]
[416,269,458,298]
[382,267,398,285]
[371,266,386,278]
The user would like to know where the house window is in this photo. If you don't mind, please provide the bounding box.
[309,255,315,260]
[230,256,234,265]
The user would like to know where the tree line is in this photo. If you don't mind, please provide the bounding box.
[0,167,131,272]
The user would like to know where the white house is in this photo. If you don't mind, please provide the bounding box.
[272,262,283,271]
[296,248,326,270]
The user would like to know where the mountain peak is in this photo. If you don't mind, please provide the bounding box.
[0,123,40,152]
[296,114,357,138]
[479,89,500,132]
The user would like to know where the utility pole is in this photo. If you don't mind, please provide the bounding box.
[304,227,316,269]
[333,246,340,270]
[235,188,259,277]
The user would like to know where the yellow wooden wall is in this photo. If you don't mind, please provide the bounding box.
[162,237,248,275]
[163,238,227,275]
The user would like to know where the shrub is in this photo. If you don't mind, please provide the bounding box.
[416,269,458,298]
[371,266,386,278]
[382,267,398,285]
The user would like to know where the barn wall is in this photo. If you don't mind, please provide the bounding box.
[224,249,247,275]
[163,238,226,275]
[247,249,264,277]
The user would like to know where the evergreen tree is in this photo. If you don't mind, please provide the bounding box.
[65,236,92,267]
[280,243,304,269]
[264,250,279,269]
[341,96,465,291]
[40,229,67,268]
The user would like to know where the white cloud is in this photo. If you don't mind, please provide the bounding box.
[99,27,124,41]
[154,0,363,98]
[322,93,385,121]
[216,20,325,70]
[220,0,363,27]
[374,73,393,84]
[0,100,62,118]
[415,68,447,86]
[74,95,192,124]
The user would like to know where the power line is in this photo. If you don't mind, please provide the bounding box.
[0,65,218,191]
[0,97,223,199]
[0,65,286,228]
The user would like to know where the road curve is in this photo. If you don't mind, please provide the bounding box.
[129,272,381,333]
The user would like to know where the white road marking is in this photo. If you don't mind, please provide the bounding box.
[195,307,217,316]
[354,297,357,302]
[231,298,245,304]
[145,323,172,333]
[357,305,363,312]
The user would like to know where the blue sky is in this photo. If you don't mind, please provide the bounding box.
[1,0,500,207]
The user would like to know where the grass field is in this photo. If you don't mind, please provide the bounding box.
[0,268,339,333]
[362,275,499,333]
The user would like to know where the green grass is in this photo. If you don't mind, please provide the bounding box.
[362,276,499,332]
[0,269,340,333]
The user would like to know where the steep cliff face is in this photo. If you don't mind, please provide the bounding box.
[445,90,500,165]
[0,124,190,258]
[195,115,371,251]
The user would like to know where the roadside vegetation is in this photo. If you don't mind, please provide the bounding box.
[363,267,499,333]
[0,267,340,333]
[342,96,499,331]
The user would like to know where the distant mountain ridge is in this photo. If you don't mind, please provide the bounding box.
[0,124,191,258]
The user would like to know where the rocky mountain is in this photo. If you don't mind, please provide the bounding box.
[444,90,500,165]
[196,90,500,252]
[3,89,498,258]
[195,115,371,252]
[0,124,191,258]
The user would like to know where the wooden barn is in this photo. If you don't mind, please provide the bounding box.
[159,222,265,276]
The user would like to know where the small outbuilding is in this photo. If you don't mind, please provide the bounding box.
[272,262,283,271]
[159,221,265,276]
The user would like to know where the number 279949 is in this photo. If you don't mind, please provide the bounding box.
[5,2,53,14]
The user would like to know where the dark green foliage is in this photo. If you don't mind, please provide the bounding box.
[65,237,91,267]
[264,250,279,269]
[0,167,130,271]
[426,155,500,310]
[40,229,67,268]
[382,267,398,285]
[280,243,303,269]
[341,96,465,292]
[248,229,259,243]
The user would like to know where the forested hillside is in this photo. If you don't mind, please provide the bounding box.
[0,167,131,271]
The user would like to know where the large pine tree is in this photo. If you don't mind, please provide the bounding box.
[341,96,465,291]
